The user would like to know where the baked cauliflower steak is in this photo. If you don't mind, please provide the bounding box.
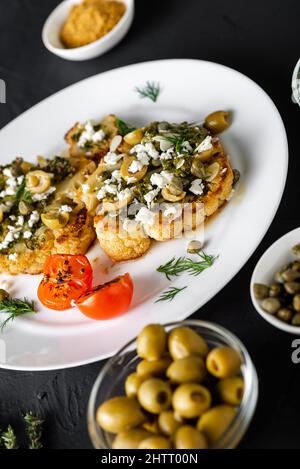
[78,114,235,262]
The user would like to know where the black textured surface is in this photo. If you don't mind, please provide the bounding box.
[0,0,299,449]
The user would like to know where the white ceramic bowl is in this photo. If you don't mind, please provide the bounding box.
[42,0,134,61]
[250,227,300,334]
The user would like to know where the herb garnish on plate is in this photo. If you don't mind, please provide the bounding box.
[135,81,161,102]
[157,251,216,280]
[0,297,36,331]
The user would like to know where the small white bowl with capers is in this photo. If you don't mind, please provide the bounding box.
[251,227,300,334]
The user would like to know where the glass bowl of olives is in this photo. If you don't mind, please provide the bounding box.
[251,227,300,334]
[87,320,258,449]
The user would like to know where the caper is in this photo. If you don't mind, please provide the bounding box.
[253,283,269,300]
[293,294,300,312]
[205,162,220,182]
[191,158,206,178]
[96,397,146,434]
[18,200,31,215]
[261,297,281,315]
[158,411,182,436]
[187,240,203,254]
[216,377,244,405]
[292,313,300,326]
[138,436,172,449]
[168,177,183,196]
[275,271,284,283]
[137,357,172,378]
[172,383,211,418]
[137,324,167,361]
[137,378,172,414]
[0,289,9,301]
[125,373,146,397]
[197,405,237,444]
[269,283,282,297]
[112,428,151,449]
[281,269,300,282]
[204,111,230,134]
[277,308,293,323]
[284,282,300,295]
[232,169,240,186]
[166,356,206,384]
[174,425,208,450]
[206,347,241,379]
[168,327,209,360]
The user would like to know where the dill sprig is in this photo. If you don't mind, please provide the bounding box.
[1,425,19,449]
[0,297,36,332]
[155,286,187,303]
[135,81,161,102]
[157,251,216,280]
[24,412,44,450]
[115,117,135,136]
[162,134,187,153]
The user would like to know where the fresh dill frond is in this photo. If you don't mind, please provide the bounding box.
[135,81,161,102]
[115,117,136,136]
[155,286,187,303]
[1,425,19,449]
[0,297,36,332]
[24,412,44,450]
[157,251,217,280]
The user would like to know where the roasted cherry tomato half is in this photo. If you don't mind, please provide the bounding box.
[76,273,134,320]
[38,254,92,310]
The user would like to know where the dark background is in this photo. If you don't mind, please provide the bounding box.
[0,0,299,449]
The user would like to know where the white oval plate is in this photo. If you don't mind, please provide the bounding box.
[251,227,300,334]
[0,59,288,370]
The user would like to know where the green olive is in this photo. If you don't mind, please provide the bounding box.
[197,405,237,444]
[138,436,172,449]
[206,347,241,378]
[120,156,147,182]
[166,356,206,384]
[277,308,293,323]
[26,170,51,193]
[293,294,300,312]
[137,324,167,361]
[41,211,70,230]
[161,186,186,202]
[172,383,211,418]
[284,282,300,295]
[137,378,172,414]
[253,283,269,300]
[292,243,300,259]
[261,297,281,315]
[174,425,208,450]
[112,428,151,449]
[204,111,230,134]
[136,357,172,378]
[216,377,244,405]
[168,327,209,360]
[0,289,9,301]
[96,397,146,434]
[269,283,282,298]
[124,128,144,146]
[125,373,147,397]
[292,313,300,326]
[158,411,182,436]
[281,269,300,282]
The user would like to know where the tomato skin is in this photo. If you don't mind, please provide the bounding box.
[76,273,134,320]
[38,254,93,311]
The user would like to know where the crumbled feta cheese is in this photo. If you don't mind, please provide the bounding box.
[144,188,160,205]
[104,152,123,165]
[92,129,105,143]
[130,142,159,161]
[3,168,13,178]
[144,142,159,159]
[195,136,213,153]
[126,177,137,184]
[28,210,40,228]
[17,175,24,185]
[163,204,182,221]
[111,170,121,182]
[182,141,193,153]
[128,160,144,174]
[122,218,138,233]
[23,230,32,239]
[96,188,106,200]
[117,188,132,201]
[160,148,174,160]
[59,205,72,213]
[78,121,105,148]
[105,182,118,195]
[9,215,16,221]
[82,183,90,194]
[32,186,56,202]
[135,207,156,226]
[189,178,204,195]
[16,215,24,226]
[8,253,18,261]
[150,171,174,189]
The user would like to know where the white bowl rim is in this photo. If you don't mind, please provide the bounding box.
[250,226,300,334]
[42,0,134,55]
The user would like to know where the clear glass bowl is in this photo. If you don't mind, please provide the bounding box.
[87,320,258,449]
